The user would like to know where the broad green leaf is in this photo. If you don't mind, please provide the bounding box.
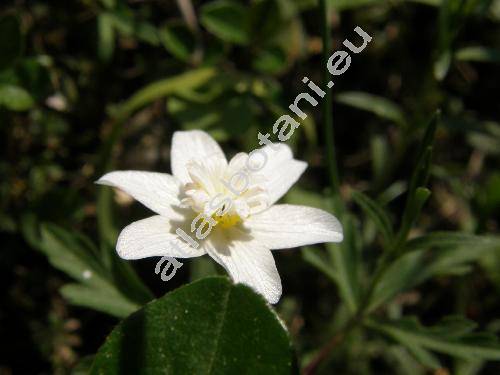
[0,84,34,111]
[0,15,22,70]
[200,1,250,45]
[72,356,95,375]
[351,190,394,245]
[455,46,500,63]
[367,316,500,366]
[336,91,406,126]
[90,277,294,374]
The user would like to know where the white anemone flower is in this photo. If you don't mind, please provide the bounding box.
[97,130,343,304]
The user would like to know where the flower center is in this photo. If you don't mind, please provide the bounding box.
[180,154,268,229]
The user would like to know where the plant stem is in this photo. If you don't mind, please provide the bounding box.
[320,0,340,196]
[302,313,361,375]
[302,248,396,374]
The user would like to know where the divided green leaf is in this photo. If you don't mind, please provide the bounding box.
[367,316,500,368]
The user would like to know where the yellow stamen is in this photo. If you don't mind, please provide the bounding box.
[213,213,241,229]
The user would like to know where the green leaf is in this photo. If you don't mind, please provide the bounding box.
[327,213,361,314]
[404,232,500,254]
[302,246,337,283]
[328,0,384,10]
[0,84,34,111]
[336,91,406,126]
[369,233,500,311]
[97,13,115,62]
[200,1,250,45]
[36,224,152,317]
[371,134,391,187]
[39,224,108,288]
[90,277,294,374]
[252,46,287,74]
[411,111,440,189]
[285,187,327,210]
[71,355,95,375]
[397,187,431,243]
[386,346,429,375]
[190,257,219,281]
[114,68,216,121]
[96,183,119,256]
[369,251,425,312]
[467,131,500,155]
[455,46,500,63]
[159,22,197,62]
[96,187,153,304]
[16,57,51,100]
[403,342,441,370]
[61,283,141,318]
[367,316,500,367]
[393,111,440,250]
[0,15,23,70]
[351,190,394,245]
[434,50,452,81]
[134,22,160,46]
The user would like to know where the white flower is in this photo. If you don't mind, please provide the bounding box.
[97,130,343,304]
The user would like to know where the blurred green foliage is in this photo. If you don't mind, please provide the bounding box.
[1,0,500,374]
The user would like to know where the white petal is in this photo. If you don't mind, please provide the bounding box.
[117,215,205,259]
[244,204,343,249]
[96,171,181,216]
[204,231,282,304]
[171,130,227,184]
[257,143,307,205]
